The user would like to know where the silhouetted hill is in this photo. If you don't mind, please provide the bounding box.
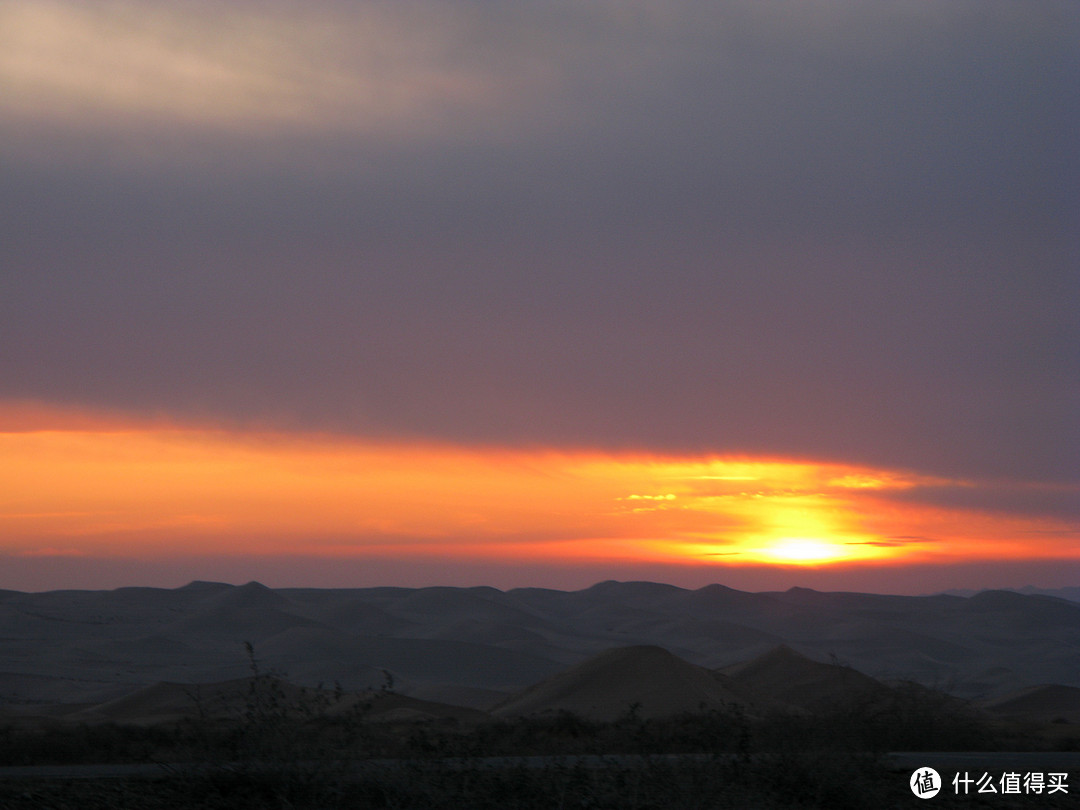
[492,645,751,720]
[981,684,1080,724]
[721,644,891,713]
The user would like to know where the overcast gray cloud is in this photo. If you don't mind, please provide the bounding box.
[2,0,1077,483]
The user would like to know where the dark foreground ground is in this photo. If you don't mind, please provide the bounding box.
[1,686,1077,809]
[1,753,1079,810]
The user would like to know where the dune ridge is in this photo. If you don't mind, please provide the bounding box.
[1,580,1077,721]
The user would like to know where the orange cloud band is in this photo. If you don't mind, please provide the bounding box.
[0,403,1075,569]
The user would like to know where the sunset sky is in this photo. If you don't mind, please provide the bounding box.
[1,1,1077,593]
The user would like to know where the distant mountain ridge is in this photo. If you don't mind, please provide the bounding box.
[939,585,1080,603]
[0,580,1077,714]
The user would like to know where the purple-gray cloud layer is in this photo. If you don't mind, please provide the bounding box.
[2,0,1078,482]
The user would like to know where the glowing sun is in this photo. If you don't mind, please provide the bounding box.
[761,538,850,564]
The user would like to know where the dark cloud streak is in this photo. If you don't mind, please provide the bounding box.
[1,0,1077,483]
